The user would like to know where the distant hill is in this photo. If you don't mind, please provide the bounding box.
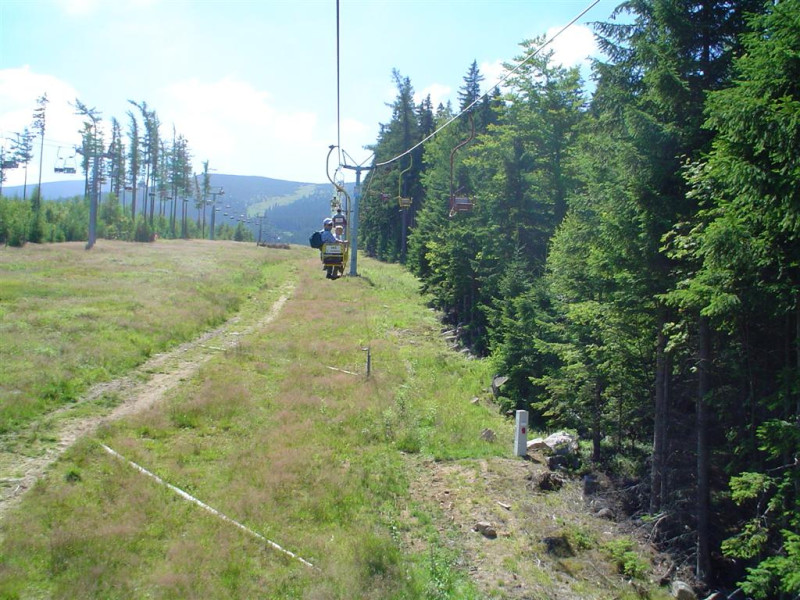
[2,179,87,200]
[1,174,353,245]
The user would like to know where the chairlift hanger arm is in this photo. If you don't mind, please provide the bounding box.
[449,113,475,197]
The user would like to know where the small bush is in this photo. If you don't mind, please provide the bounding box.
[602,538,648,579]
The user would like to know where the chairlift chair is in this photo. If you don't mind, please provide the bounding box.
[450,192,473,214]
[63,149,78,174]
[397,155,413,210]
[321,241,349,279]
[54,148,66,173]
[449,113,476,217]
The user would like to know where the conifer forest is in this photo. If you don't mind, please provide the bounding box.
[359,1,800,596]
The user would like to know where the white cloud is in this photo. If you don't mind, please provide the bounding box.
[1,67,85,187]
[158,77,325,182]
[546,24,598,69]
[479,59,507,92]
[416,83,452,109]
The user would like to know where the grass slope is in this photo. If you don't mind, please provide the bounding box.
[0,242,671,599]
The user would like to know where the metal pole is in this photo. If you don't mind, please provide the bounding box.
[349,166,361,276]
[342,163,372,276]
[210,206,216,240]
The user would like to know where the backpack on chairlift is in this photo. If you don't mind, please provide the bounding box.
[309,230,323,249]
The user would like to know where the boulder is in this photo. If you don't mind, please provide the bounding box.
[527,431,579,456]
[474,521,497,539]
[534,471,566,491]
[543,431,579,455]
[527,438,551,452]
[595,507,615,520]
[491,375,509,397]
[672,581,697,600]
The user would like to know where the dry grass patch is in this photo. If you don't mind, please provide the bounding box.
[0,240,298,432]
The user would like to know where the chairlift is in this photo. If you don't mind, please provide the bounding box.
[321,241,349,280]
[449,113,475,217]
[58,148,78,174]
[450,194,473,213]
[54,147,66,173]
[2,159,19,169]
[397,155,413,210]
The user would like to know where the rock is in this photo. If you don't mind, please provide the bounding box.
[672,581,697,600]
[527,438,550,452]
[474,521,497,539]
[547,455,569,470]
[702,593,725,600]
[543,431,579,455]
[480,428,496,442]
[491,375,509,397]
[535,471,566,491]
[595,507,615,520]
[527,431,579,456]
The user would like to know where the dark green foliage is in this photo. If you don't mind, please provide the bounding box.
[361,0,797,592]
[662,1,800,593]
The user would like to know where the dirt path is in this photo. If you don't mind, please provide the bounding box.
[0,285,293,523]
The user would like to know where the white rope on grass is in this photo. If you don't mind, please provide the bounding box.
[100,444,316,570]
[326,365,361,376]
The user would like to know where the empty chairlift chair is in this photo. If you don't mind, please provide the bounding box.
[449,112,476,217]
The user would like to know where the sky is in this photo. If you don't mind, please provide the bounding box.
[1,0,621,190]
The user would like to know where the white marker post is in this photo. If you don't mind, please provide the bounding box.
[514,410,528,457]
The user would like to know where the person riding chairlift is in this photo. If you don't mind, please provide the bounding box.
[320,218,343,279]
[332,207,347,232]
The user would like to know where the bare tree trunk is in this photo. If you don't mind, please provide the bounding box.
[592,379,603,462]
[795,295,799,419]
[651,319,668,514]
[696,315,711,583]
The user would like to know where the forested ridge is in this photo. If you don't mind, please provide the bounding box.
[359,1,800,596]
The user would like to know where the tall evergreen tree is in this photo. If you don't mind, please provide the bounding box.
[666,2,800,594]
[108,117,126,200]
[32,93,48,213]
[582,0,767,580]
[361,69,422,262]
[11,129,34,202]
[127,110,141,222]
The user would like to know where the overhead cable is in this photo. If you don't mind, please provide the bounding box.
[373,0,601,170]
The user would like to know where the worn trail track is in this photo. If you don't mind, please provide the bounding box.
[0,287,292,523]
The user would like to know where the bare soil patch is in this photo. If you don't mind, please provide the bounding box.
[405,453,668,600]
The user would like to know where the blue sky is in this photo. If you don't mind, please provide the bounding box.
[1,0,620,188]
